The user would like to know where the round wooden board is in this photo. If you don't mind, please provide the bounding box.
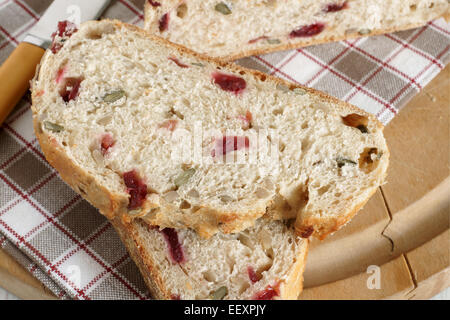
[0,66,448,301]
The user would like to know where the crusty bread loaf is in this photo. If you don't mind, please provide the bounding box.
[31,20,388,239]
[112,216,308,299]
[144,0,449,60]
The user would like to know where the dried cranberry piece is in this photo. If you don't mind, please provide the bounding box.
[323,1,348,13]
[123,170,148,210]
[252,283,280,300]
[59,77,83,103]
[55,66,66,84]
[50,42,63,54]
[50,20,78,54]
[211,136,250,157]
[289,23,325,38]
[159,13,169,32]
[148,0,161,7]
[168,56,189,68]
[212,72,246,95]
[247,266,262,283]
[171,294,181,300]
[55,20,78,38]
[161,228,185,264]
[248,36,268,44]
[100,134,115,155]
[159,119,178,131]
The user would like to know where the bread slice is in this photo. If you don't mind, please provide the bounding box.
[144,0,449,60]
[112,216,308,299]
[31,20,389,239]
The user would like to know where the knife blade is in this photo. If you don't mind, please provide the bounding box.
[24,0,111,49]
[0,0,111,125]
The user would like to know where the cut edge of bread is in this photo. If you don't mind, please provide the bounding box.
[110,216,309,300]
[143,1,449,61]
[31,19,389,240]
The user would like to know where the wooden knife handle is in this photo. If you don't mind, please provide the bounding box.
[0,42,45,125]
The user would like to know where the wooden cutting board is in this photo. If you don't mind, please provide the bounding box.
[0,65,448,300]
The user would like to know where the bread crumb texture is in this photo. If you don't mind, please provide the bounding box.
[32,20,389,239]
[144,0,449,59]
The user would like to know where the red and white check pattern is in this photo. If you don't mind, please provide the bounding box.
[0,0,449,299]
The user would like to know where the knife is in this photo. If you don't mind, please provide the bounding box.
[0,0,111,125]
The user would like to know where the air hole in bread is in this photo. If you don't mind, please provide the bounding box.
[429,2,434,8]
[168,107,184,120]
[258,263,272,275]
[410,4,417,11]
[84,25,115,40]
[341,113,368,129]
[86,33,102,40]
[358,147,381,173]
[176,3,188,18]
[78,186,87,196]
[301,140,309,152]
[301,122,309,129]
[272,108,283,116]
[180,200,191,209]
[288,184,309,214]
[264,247,274,260]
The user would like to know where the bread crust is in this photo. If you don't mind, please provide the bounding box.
[31,20,388,239]
[144,1,449,61]
[110,216,309,300]
[32,117,130,221]
[110,217,171,299]
[295,186,379,240]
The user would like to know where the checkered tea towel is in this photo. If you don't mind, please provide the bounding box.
[0,0,449,299]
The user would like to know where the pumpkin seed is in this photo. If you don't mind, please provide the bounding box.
[267,38,281,45]
[336,157,357,168]
[103,89,125,103]
[358,29,371,35]
[215,2,231,15]
[357,125,369,134]
[174,168,196,187]
[292,87,307,95]
[210,286,228,300]
[44,121,64,132]
[191,62,205,67]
